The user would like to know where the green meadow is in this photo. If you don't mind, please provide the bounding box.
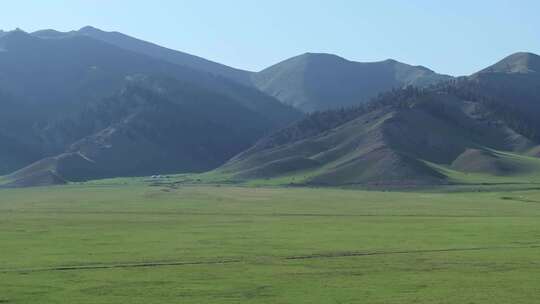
[1,183,540,303]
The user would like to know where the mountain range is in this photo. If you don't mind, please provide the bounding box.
[219,52,540,186]
[31,26,453,112]
[32,26,254,86]
[0,27,301,185]
[0,26,539,187]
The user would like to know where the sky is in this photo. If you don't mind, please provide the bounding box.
[1,0,539,76]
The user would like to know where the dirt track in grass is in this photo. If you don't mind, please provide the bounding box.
[3,244,539,274]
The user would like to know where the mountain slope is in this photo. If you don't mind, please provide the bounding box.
[31,28,452,113]
[251,53,452,112]
[1,29,297,121]
[466,52,540,115]
[5,76,286,184]
[219,85,540,186]
[0,30,301,178]
[479,52,540,74]
[32,26,253,85]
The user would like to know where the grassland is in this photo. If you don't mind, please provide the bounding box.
[192,146,540,189]
[1,183,540,303]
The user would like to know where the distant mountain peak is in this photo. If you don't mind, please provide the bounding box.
[299,52,353,64]
[78,25,102,33]
[2,28,29,37]
[480,52,540,74]
[252,52,452,112]
[302,52,343,58]
[31,29,69,38]
[70,25,254,84]
[0,29,37,48]
[0,30,300,182]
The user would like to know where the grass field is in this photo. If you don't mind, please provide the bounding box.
[2,183,540,303]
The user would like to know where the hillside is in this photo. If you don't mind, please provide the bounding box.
[0,30,301,180]
[251,53,452,112]
[4,76,291,186]
[478,52,540,74]
[219,79,540,186]
[32,26,253,85]
[467,52,540,115]
[0,29,297,122]
[2,29,539,189]
[30,28,453,114]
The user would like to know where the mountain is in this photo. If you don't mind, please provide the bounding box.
[0,29,190,115]
[32,26,253,85]
[468,52,540,114]
[5,76,282,185]
[30,28,452,113]
[478,52,540,74]
[1,29,289,115]
[0,30,301,182]
[251,53,452,112]
[219,54,540,186]
[2,28,538,189]
[18,28,300,126]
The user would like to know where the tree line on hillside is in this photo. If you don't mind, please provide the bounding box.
[437,79,540,142]
[258,80,540,150]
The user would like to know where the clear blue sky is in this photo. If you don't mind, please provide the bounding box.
[2,0,539,76]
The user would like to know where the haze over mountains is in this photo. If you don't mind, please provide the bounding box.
[221,53,540,186]
[32,26,254,86]
[0,26,539,187]
[32,26,453,112]
[0,27,300,184]
[251,53,452,112]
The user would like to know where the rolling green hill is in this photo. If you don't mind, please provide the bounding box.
[219,69,540,187]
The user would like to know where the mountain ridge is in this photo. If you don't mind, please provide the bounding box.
[31,26,254,85]
[478,52,540,74]
[0,30,301,181]
[29,26,457,112]
[251,52,453,112]
[2,26,540,187]
[3,77,291,185]
[219,70,540,186]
